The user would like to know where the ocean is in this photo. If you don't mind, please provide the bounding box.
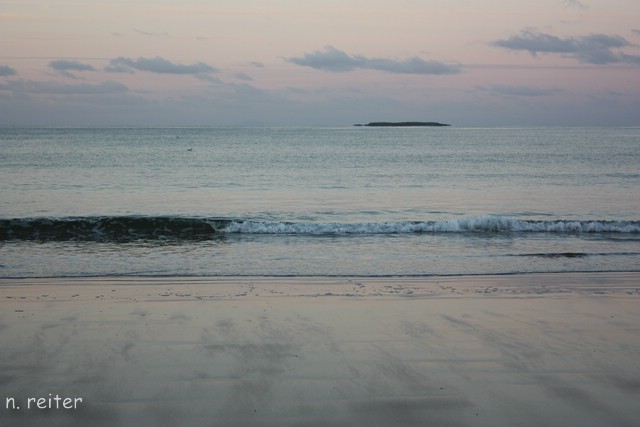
[1,126,639,278]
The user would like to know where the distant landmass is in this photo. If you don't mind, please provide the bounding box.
[355,121,451,127]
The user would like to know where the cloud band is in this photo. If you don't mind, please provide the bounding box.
[287,46,460,75]
[106,56,218,75]
[493,30,640,65]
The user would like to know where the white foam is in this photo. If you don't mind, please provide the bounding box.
[219,216,640,235]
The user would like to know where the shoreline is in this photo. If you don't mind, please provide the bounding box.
[2,271,639,299]
[2,271,639,426]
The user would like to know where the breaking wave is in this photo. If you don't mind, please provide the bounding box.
[1,215,639,242]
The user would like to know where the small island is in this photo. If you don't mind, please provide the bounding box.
[355,121,451,127]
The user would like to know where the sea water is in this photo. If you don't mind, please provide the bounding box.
[1,126,639,277]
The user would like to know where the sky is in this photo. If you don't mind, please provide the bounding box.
[1,0,639,126]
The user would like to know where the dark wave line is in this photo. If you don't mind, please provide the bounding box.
[0,216,223,242]
[511,252,640,259]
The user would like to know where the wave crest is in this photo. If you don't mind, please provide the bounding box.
[222,217,640,234]
[1,215,639,242]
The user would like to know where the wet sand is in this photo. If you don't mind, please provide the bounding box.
[1,272,639,426]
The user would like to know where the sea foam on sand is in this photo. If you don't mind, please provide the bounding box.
[1,273,639,427]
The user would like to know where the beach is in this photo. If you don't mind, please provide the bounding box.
[3,1,640,424]
[1,272,639,426]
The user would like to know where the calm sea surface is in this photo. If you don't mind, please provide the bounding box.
[1,126,639,277]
